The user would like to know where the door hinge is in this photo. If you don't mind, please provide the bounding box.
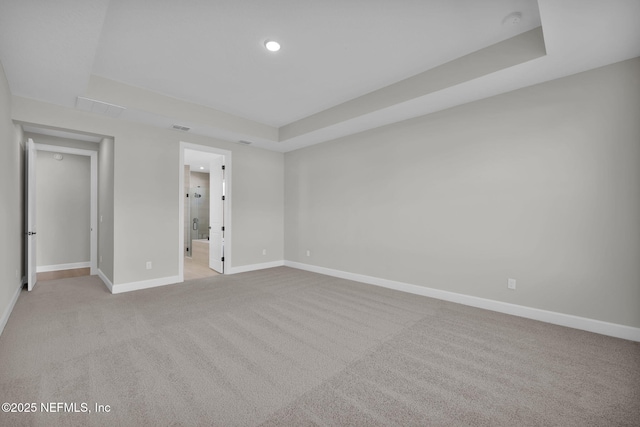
[186,193,189,197]
[222,195,225,201]
[221,165,225,170]
[221,226,225,231]
[221,257,224,262]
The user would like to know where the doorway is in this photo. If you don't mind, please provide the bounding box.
[25,140,98,291]
[179,142,231,281]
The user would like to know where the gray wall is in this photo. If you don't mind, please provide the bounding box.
[35,151,90,267]
[0,61,23,329]
[12,97,285,285]
[285,58,640,328]
[234,147,284,265]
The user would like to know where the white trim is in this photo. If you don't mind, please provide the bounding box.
[227,260,284,274]
[111,275,181,294]
[97,269,113,293]
[284,261,640,342]
[0,281,22,337]
[36,261,91,273]
[34,144,98,275]
[179,142,232,281]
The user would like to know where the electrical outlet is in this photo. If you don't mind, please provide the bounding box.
[146,261,152,270]
[306,250,311,257]
[508,278,516,290]
[262,249,267,255]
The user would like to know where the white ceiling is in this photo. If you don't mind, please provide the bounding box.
[93,0,541,127]
[1,0,639,152]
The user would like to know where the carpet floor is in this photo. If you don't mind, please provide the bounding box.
[0,267,638,426]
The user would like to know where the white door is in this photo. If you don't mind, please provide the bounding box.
[25,139,37,291]
[209,156,224,273]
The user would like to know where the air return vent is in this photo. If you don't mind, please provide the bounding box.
[171,124,191,132]
[76,96,126,118]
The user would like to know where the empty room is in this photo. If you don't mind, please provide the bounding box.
[0,1,639,426]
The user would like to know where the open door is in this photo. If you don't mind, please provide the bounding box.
[209,156,224,273]
[25,138,37,291]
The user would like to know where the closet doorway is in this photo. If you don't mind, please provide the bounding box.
[23,128,99,290]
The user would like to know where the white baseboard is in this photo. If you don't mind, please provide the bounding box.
[97,269,113,293]
[37,262,90,273]
[0,280,23,337]
[284,261,640,342]
[227,260,284,275]
[111,275,181,294]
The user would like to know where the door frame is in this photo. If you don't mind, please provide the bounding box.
[32,143,98,276]
[179,142,232,281]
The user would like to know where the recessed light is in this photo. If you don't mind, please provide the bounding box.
[199,166,204,170]
[264,40,281,52]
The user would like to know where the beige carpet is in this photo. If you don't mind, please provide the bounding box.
[0,267,638,426]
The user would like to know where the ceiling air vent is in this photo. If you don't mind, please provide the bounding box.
[238,140,252,145]
[171,124,191,132]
